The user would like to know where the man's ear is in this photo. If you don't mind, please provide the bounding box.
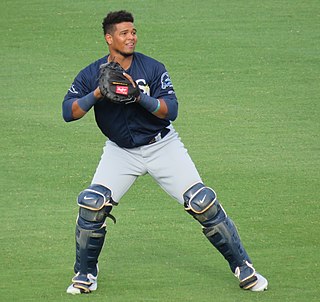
[105,34,112,45]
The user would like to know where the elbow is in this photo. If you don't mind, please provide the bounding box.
[167,110,177,121]
[62,98,76,122]
[62,112,73,122]
[165,99,178,121]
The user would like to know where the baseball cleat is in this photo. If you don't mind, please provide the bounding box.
[250,273,268,292]
[66,273,97,295]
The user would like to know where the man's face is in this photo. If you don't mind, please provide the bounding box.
[105,22,137,57]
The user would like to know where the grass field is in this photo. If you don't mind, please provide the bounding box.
[1,0,319,301]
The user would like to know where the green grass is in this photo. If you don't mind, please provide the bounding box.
[1,0,319,301]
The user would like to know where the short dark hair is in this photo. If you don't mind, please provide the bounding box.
[102,10,134,35]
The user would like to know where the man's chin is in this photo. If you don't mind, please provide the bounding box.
[118,50,134,58]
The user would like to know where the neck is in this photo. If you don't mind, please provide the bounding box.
[108,52,134,70]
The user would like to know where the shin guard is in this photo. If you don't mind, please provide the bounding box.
[184,183,253,273]
[74,222,106,277]
[72,184,115,291]
[203,217,251,272]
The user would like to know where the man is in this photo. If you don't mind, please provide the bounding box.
[62,10,268,295]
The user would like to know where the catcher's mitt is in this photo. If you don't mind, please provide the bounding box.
[98,62,140,104]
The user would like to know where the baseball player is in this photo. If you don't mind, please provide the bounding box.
[62,10,268,295]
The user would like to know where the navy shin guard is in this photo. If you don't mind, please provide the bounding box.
[203,217,251,272]
[73,184,115,279]
[74,221,106,276]
[184,183,252,273]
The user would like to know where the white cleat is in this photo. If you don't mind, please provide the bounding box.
[250,273,268,292]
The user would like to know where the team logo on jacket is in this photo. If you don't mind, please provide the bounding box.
[136,79,150,96]
[116,85,128,95]
[161,72,173,89]
[68,84,79,94]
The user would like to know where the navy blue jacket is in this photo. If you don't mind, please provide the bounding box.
[63,52,178,148]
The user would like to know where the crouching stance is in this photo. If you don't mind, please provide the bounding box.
[67,184,116,295]
[184,183,268,291]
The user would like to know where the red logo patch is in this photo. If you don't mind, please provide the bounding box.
[116,85,129,95]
